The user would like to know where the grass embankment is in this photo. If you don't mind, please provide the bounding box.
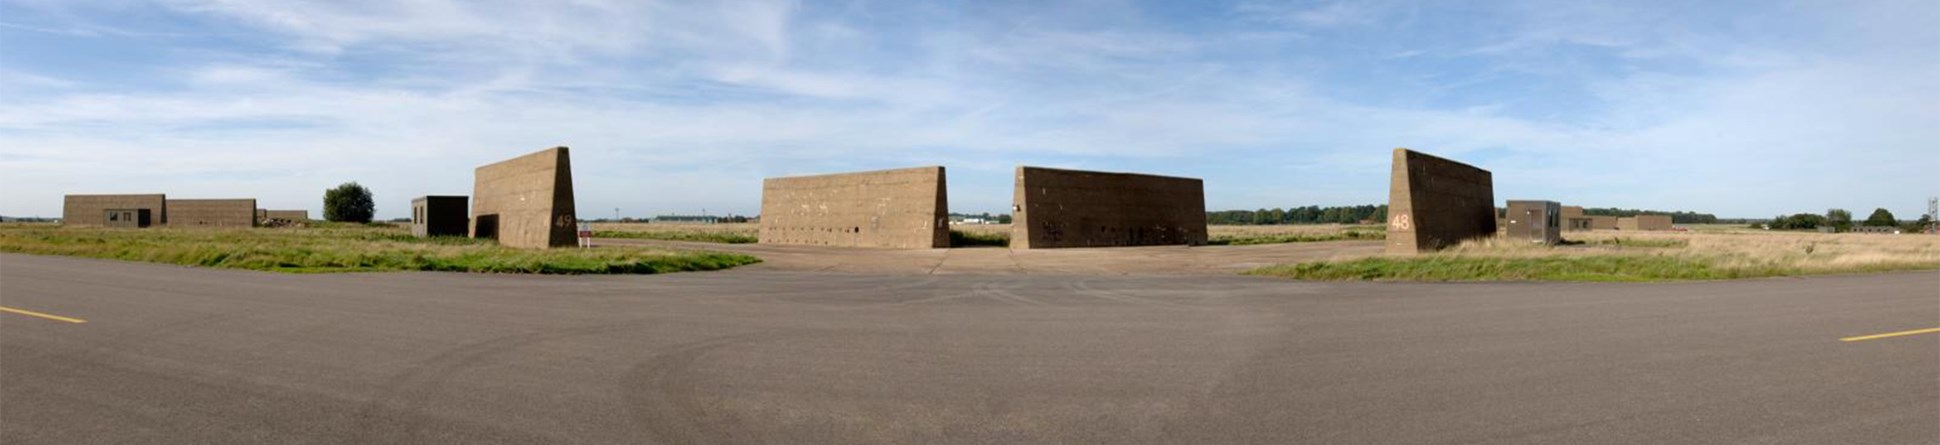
[592,230,759,244]
[1248,231,1940,282]
[0,224,759,274]
[1209,229,1384,245]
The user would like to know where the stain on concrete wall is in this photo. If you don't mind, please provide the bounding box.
[167,199,258,228]
[1387,148,1496,254]
[1010,166,1207,249]
[412,196,469,238]
[471,147,576,248]
[63,194,167,227]
[759,166,948,249]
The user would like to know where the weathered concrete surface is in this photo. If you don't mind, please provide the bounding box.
[412,196,469,238]
[1619,215,1673,231]
[1590,215,1619,230]
[1505,200,1562,245]
[264,210,309,222]
[165,199,256,228]
[1386,149,1496,254]
[6,254,1935,445]
[471,147,576,248]
[605,237,1381,275]
[758,166,948,249]
[1011,166,1207,249]
[62,194,166,227]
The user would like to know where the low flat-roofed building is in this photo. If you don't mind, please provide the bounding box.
[1505,200,1563,245]
[413,196,470,237]
[1617,214,1673,231]
[63,194,167,227]
[166,199,257,228]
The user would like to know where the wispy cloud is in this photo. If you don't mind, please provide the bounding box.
[0,0,1933,219]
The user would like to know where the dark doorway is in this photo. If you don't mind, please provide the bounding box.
[474,214,499,240]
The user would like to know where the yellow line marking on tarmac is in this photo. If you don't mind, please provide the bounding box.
[1840,327,1940,342]
[0,306,87,324]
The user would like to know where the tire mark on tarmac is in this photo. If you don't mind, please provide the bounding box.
[975,281,1048,306]
[345,321,660,444]
[622,331,799,444]
[1069,279,1192,309]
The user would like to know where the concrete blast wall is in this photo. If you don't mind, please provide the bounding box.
[471,147,577,248]
[63,194,166,227]
[1387,148,1497,254]
[167,199,258,228]
[1618,215,1673,231]
[759,166,949,249]
[1011,166,1207,249]
[265,210,309,221]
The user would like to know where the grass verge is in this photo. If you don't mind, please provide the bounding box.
[1209,229,1385,246]
[950,229,1010,247]
[592,230,759,244]
[0,225,760,274]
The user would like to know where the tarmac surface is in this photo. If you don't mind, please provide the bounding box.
[2,253,1936,444]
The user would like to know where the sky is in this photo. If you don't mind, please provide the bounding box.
[2,0,1936,220]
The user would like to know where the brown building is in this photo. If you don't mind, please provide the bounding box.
[758,166,949,249]
[412,196,469,238]
[472,147,577,248]
[1618,215,1674,231]
[1589,215,1619,230]
[1011,166,1207,249]
[264,210,309,222]
[1386,149,1497,254]
[166,199,257,228]
[1505,200,1563,245]
[63,194,166,227]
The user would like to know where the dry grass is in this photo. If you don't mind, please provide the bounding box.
[1253,228,1940,281]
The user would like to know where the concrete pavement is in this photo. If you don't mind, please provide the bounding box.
[2,253,1935,444]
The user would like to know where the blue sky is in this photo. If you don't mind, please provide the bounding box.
[2,0,1935,219]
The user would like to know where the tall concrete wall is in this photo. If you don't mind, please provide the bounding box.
[471,147,576,248]
[63,194,166,227]
[1010,166,1207,249]
[166,199,257,228]
[1618,215,1673,231]
[1387,148,1497,254]
[758,166,948,249]
[1590,215,1619,230]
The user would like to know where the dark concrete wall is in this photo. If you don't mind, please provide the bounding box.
[472,147,576,248]
[1387,148,1497,254]
[759,166,948,249]
[264,210,309,221]
[1010,166,1207,249]
[166,199,257,228]
[412,196,469,238]
[1618,215,1673,231]
[63,194,166,227]
[1505,200,1563,245]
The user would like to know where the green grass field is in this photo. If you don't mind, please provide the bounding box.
[0,224,760,274]
[1249,230,1940,282]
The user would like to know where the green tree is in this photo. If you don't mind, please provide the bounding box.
[1905,214,1934,233]
[323,182,376,223]
[1863,208,1898,227]
[1825,208,1852,232]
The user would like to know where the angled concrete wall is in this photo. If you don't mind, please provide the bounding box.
[1011,166,1207,249]
[471,147,576,248]
[759,166,948,249]
[63,194,166,227]
[1387,148,1496,254]
[167,199,257,228]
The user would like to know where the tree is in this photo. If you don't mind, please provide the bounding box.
[1825,208,1852,232]
[1905,214,1934,234]
[1863,208,1898,227]
[323,182,375,223]
[1770,213,1827,230]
